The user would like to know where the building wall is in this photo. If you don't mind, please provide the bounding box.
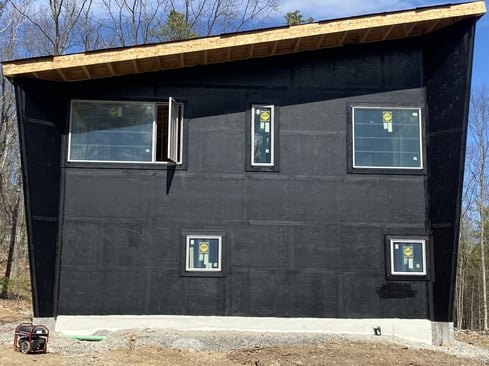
[16,21,475,320]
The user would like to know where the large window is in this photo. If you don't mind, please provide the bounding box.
[352,106,422,169]
[69,98,183,164]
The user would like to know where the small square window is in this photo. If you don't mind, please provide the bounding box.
[185,235,222,272]
[386,236,429,280]
[352,106,423,170]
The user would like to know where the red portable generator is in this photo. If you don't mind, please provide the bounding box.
[13,323,49,354]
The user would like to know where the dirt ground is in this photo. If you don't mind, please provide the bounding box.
[1,299,489,366]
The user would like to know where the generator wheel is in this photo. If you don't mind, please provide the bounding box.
[19,339,30,354]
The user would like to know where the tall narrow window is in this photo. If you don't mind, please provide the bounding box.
[251,105,274,166]
[352,106,422,170]
[69,99,183,164]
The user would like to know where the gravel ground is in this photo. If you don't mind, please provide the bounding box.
[1,321,489,364]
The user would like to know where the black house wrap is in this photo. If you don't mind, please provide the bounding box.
[2,1,486,344]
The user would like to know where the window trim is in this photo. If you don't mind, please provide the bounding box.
[349,104,424,173]
[67,98,184,165]
[385,235,430,280]
[184,235,223,273]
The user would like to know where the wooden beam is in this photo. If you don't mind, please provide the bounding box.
[382,25,395,41]
[425,19,441,34]
[404,22,418,37]
[56,69,68,82]
[132,60,139,73]
[106,63,115,76]
[270,40,278,55]
[338,31,349,47]
[82,66,91,79]
[315,34,325,49]
[361,28,371,42]
[293,38,302,52]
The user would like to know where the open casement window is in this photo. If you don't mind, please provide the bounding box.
[69,99,183,164]
[351,106,423,170]
[167,97,181,164]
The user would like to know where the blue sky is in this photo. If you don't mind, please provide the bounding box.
[279,0,488,87]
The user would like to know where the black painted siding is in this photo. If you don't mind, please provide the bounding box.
[15,21,475,320]
[425,20,476,322]
[16,81,67,317]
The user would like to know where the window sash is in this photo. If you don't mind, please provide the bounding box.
[167,97,181,164]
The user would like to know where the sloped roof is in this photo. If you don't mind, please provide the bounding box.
[2,1,486,83]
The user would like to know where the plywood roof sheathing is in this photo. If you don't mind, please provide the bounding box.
[1,1,485,82]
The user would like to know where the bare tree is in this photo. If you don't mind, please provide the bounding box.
[466,84,489,330]
[10,0,93,55]
[100,0,169,47]
[0,0,26,299]
[103,0,285,44]
[161,0,283,38]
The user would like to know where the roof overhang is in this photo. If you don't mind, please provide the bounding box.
[2,1,486,83]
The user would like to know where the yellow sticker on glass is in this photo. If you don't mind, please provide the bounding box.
[260,111,270,122]
[199,242,209,254]
[403,246,413,258]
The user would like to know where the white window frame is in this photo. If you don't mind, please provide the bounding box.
[167,97,181,164]
[352,106,423,170]
[251,104,275,167]
[389,238,427,276]
[68,99,183,164]
[185,235,222,272]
